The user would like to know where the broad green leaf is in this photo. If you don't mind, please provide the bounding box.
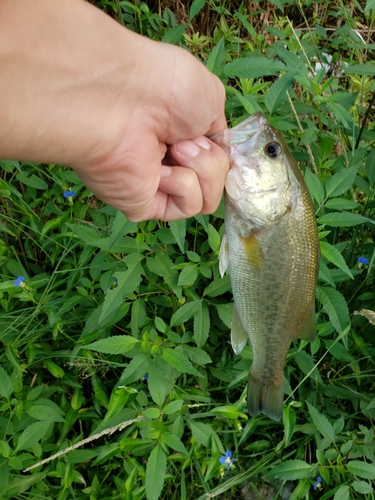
[162,348,202,377]
[145,445,167,500]
[334,485,349,500]
[189,421,215,447]
[162,432,188,454]
[5,472,46,499]
[327,102,353,128]
[215,302,233,328]
[147,253,182,298]
[319,260,336,287]
[316,286,349,333]
[189,0,205,21]
[283,405,296,448]
[169,220,186,253]
[26,405,65,423]
[184,345,212,366]
[207,223,221,252]
[83,335,139,354]
[307,402,335,443]
[266,460,315,480]
[265,73,295,115]
[294,351,323,384]
[170,300,201,327]
[346,460,375,480]
[147,373,169,406]
[100,253,143,323]
[324,199,360,210]
[82,302,131,337]
[0,366,13,400]
[366,149,375,186]
[163,399,184,415]
[234,12,257,38]
[178,264,198,286]
[320,241,353,279]
[342,63,375,75]
[365,0,375,14]
[203,274,231,297]
[162,24,189,44]
[142,408,161,419]
[325,165,359,198]
[108,211,137,251]
[117,353,150,386]
[16,173,48,190]
[318,211,375,227]
[225,57,286,78]
[351,481,373,494]
[0,458,8,494]
[206,37,224,76]
[193,301,210,348]
[15,421,49,452]
[304,168,324,205]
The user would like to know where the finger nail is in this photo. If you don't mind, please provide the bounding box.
[193,137,211,151]
[175,140,200,158]
[161,165,172,178]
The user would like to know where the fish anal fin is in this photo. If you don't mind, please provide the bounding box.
[247,372,284,422]
[219,233,229,277]
[240,232,263,271]
[298,307,317,342]
[231,304,248,355]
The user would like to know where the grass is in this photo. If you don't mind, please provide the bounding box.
[1,0,375,499]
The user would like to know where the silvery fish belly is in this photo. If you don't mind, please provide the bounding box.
[211,112,319,422]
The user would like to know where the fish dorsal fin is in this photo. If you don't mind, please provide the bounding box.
[219,233,230,277]
[298,306,317,342]
[240,232,263,271]
[231,304,249,354]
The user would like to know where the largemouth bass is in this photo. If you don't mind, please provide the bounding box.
[211,112,319,422]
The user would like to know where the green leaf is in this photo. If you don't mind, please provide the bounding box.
[100,253,143,323]
[170,300,201,327]
[351,480,373,494]
[193,301,210,348]
[147,373,169,406]
[178,264,198,286]
[203,274,231,297]
[163,399,184,415]
[318,211,375,227]
[206,37,224,76]
[225,56,286,78]
[189,421,215,447]
[169,220,186,253]
[147,253,182,299]
[265,73,295,115]
[142,408,161,419]
[145,445,167,500]
[325,165,359,198]
[184,345,212,366]
[83,335,139,354]
[163,432,188,454]
[320,241,353,279]
[346,460,375,480]
[0,366,13,400]
[366,149,375,186]
[5,472,46,499]
[234,12,257,38]
[324,199,360,210]
[16,173,48,190]
[189,0,205,21]
[0,458,9,494]
[162,347,202,377]
[327,102,353,128]
[304,168,324,205]
[316,286,349,333]
[307,402,335,443]
[334,485,349,500]
[266,460,315,480]
[215,302,233,328]
[26,405,65,423]
[15,421,49,452]
[342,63,375,75]
[162,24,189,44]
[108,211,137,251]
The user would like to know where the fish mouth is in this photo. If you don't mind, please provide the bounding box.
[210,112,267,148]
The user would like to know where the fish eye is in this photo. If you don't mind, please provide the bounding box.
[265,141,282,158]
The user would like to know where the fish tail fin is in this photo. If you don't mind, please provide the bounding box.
[247,372,284,422]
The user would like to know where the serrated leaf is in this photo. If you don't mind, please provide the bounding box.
[215,302,233,328]
[100,254,143,323]
[327,102,353,128]
[266,460,315,480]
[145,445,167,500]
[234,12,257,38]
[325,165,359,198]
[26,405,65,423]
[225,57,286,78]
[351,480,373,494]
[83,335,139,354]
[342,63,375,76]
[16,173,48,190]
[320,241,353,279]
[265,73,295,115]
[307,402,335,443]
[346,460,375,480]
[163,399,184,415]
[203,274,231,297]
[15,421,49,452]
[170,300,201,327]
[162,24,189,44]
[178,264,198,286]
[108,211,137,251]
[147,374,168,407]
[334,485,349,500]
[162,348,202,377]
[318,211,374,227]
[184,345,212,366]
[0,366,13,400]
[316,286,349,333]
[189,0,206,21]
[163,433,188,454]
[304,168,324,205]
[169,220,186,253]
[324,199,360,210]
[147,253,182,299]
[193,301,210,348]
[189,421,215,447]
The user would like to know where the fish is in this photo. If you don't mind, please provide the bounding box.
[211,112,320,422]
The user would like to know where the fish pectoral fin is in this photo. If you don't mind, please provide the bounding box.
[240,231,263,271]
[219,233,230,277]
[298,306,317,342]
[231,305,249,355]
[247,372,284,422]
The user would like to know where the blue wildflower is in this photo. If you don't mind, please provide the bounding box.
[14,276,25,287]
[358,256,369,265]
[143,374,149,380]
[114,277,118,283]
[219,450,236,470]
[63,190,76,198]
[314,476,322,491]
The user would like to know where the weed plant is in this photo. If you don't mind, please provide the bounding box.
[1,0,375,499]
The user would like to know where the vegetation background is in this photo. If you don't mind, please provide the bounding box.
[1,0,375,499]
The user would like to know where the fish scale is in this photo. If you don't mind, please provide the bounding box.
[212,112,319,422]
